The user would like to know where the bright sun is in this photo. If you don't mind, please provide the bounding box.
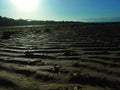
[11,0,39,12]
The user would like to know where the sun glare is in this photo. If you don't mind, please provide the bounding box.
[11,0,40,12]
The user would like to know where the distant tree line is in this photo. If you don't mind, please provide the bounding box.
[0,16,82,26]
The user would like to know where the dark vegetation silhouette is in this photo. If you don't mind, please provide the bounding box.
[0,16,82,26]
[1,16,120,26]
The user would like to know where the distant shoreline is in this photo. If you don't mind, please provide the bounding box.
[0,16,120,27]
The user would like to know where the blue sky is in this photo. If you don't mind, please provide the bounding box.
[0,0,120,22]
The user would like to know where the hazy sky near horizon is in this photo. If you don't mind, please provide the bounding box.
[0,0,120,22]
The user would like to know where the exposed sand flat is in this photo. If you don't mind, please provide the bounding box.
[0,24,120,90]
